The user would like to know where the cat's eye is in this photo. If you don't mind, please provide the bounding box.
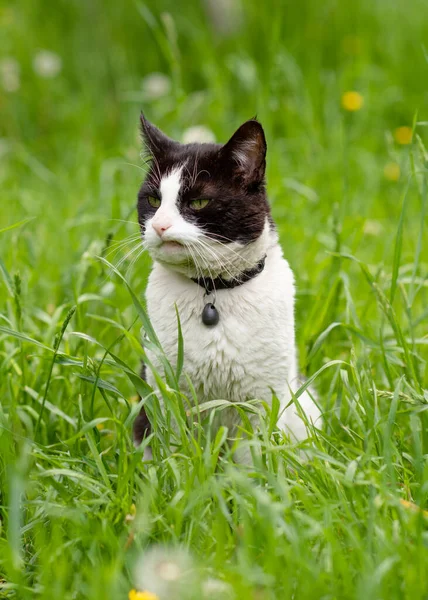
[148,196,161,208]
[190,198,210,210]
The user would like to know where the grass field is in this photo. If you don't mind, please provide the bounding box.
[1,0,428,598]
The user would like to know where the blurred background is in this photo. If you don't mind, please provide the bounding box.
[1,2,428,597]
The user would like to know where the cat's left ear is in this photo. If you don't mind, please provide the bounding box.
[221,119,267,183]
[140,112,177,158]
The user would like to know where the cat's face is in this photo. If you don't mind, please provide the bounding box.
[137,115,273,278]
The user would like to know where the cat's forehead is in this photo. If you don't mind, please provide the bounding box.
[161,143,218,170]
[147,142,221,191]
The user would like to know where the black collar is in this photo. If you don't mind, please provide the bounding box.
[192,255,266,294]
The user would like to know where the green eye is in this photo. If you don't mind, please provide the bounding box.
[190,198,210,210]
[148,196,161,208]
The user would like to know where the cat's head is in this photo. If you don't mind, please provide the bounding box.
[137,114,274,278]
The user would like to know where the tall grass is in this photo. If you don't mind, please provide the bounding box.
[0,0,427,598]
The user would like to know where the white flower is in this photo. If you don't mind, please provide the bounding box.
[100,282,115,297]
[0,57,20,92]
[202,577,234,598]
[182,125,216,144]
[204,0,243,36]
[134,545,194,599]
[33,50,62,78]
[226,55,257,90]
[141,73,171,100]
[363,219,383,236]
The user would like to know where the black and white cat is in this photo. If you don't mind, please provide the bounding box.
[133,114,320,449]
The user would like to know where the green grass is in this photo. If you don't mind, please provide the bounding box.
[1,0,428,598]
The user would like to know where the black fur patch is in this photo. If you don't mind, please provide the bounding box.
[133,363,151,446]
[137,115,271,245]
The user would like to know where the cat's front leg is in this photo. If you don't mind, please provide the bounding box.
[132,363,154,460]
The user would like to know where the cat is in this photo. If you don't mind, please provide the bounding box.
[133,114,321,454]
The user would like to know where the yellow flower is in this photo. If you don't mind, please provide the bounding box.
[129,590,160,600]
[125,503,137,523]
[394,126,412,145]
[399,498,428,518]
[383,162,400,182]
[341,91,364,112]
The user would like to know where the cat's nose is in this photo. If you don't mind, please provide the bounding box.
[152,221,172,237]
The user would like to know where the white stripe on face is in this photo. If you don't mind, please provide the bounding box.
[155,166,183,223]
[149,167,184,238]
[146,165,200,246]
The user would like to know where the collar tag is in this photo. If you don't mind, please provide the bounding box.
[192,255,267,328]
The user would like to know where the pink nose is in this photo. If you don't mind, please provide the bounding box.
[152,222,172,237]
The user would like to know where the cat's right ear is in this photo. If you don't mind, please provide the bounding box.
[220,119,267,184]
[140,112,176,157]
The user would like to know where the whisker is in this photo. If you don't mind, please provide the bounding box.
[194,237,239,270]
[197,238,253,282]
[115,240,147,271]
[105,235,143,258]
[143,151,162,188]
[122,161,150,174]
[108,218,141,227]
[198,235,258,268]
[192,239,239,283]
[200,230,239,244]
[107,233,142,247]
[125,244,147,277]
[185,242,204,281]
[188,241,217,295]
[184,243,206,291]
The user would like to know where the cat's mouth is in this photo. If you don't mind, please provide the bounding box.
[160,240,183,249]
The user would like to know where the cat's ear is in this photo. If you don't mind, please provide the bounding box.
[221,120,267,183]
[140,112,176,157]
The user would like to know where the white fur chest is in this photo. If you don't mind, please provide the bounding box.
[145,243,298,408]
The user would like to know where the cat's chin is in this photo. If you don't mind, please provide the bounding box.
[161,241,183,249]
[149,242,193,270]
